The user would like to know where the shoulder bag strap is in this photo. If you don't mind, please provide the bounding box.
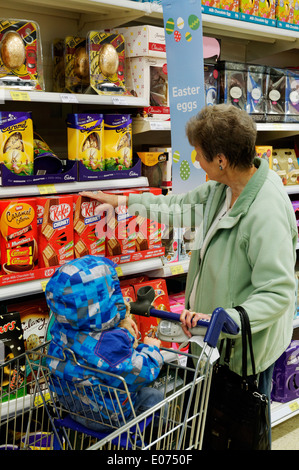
[235,305,257,379]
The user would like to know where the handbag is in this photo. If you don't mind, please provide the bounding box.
[202,305,270,450]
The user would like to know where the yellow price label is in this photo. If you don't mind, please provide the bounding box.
[289,401,299,412]
[37,184,57,195]
[34,392,51,407]
[10,91,31,101]
[116,266,123,277]
[170,264,184,275]
[40,279,49,292]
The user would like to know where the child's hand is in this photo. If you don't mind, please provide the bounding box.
[144,337,161,348]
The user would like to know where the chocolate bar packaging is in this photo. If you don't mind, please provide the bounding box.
[0,19,44,91]
[73,194,105,258]
[37,195,74,268]
[67,113,104,171]
[0,197,38,275]
[0,311,26,400]
[0,111,34,176]
[102,189,138,256]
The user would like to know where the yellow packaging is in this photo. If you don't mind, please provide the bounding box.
[67,113,104,171]
[104,114,132,171]
[255,146,273,168]
[0,112,34,175]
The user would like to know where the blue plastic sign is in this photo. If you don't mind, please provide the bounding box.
[161,0,206,193]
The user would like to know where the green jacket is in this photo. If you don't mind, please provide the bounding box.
[128,158,297,375]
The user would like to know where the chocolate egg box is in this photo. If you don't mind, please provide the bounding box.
[0,19,44,91]
[64,36,90,94]
[87,30,128,95]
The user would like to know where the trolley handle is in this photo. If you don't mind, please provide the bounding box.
[204,307,239,348]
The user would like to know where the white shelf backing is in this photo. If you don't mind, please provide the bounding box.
[0,257,164,301]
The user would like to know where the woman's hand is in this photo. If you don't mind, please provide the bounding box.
[79,190,128,211]
[79,190,128,217]
[180,309,211,338]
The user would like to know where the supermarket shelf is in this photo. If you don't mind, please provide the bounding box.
[3,89,148,107]
[0,176,149,198]
[148,259,190,278]
[0,257,164,301]
[271,398,299,427]
[0,394,33,423]
[133,119,171,134]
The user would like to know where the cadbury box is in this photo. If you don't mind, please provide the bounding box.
[37,195,74,268]
[73,194,105,258]
[0,311,26,400]
[0,198,38,275]
[271,340,299,402]
[133,279,171,348]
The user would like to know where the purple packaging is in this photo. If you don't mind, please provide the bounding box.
[271,340,299,403]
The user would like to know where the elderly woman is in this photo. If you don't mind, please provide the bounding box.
[81,104,297,443]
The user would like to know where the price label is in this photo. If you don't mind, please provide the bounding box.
[37,184,57,195]
[112,97,128,106]
[40,279,49,292]
[115,266,123,277]
[289,401,299,412]
[150,121,168,131]
[170,264,184,275]
[60,93,78,103]
[10,91,31,101]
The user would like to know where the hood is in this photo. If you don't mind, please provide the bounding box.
[45,255,126,331]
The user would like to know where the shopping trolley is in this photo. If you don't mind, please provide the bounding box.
[23,287,239,451]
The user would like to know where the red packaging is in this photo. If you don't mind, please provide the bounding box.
[133,279,171,348]
[73,194,105,258]
[37,195,74,268]
[134,187,162,250]
[99,189,139,256]
[120,285,141,341]
[119,275,149,287]
[0,198,38,275]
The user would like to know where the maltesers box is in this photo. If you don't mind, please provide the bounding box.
[37,195,74,268]
[73,195,105,258]
[133,278,171,348]
[0,197,38,276]
[115,25,166,58]
[0,311,26,400]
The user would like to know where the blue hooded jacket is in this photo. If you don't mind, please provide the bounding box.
[45,256,163,422]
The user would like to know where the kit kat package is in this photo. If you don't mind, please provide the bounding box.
[0,198,38,275]
[73,194,105,258]
[37,195,74,268]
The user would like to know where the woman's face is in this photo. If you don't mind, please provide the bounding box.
[195,146,221,181]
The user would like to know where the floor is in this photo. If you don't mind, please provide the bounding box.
[272,414,299,450]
